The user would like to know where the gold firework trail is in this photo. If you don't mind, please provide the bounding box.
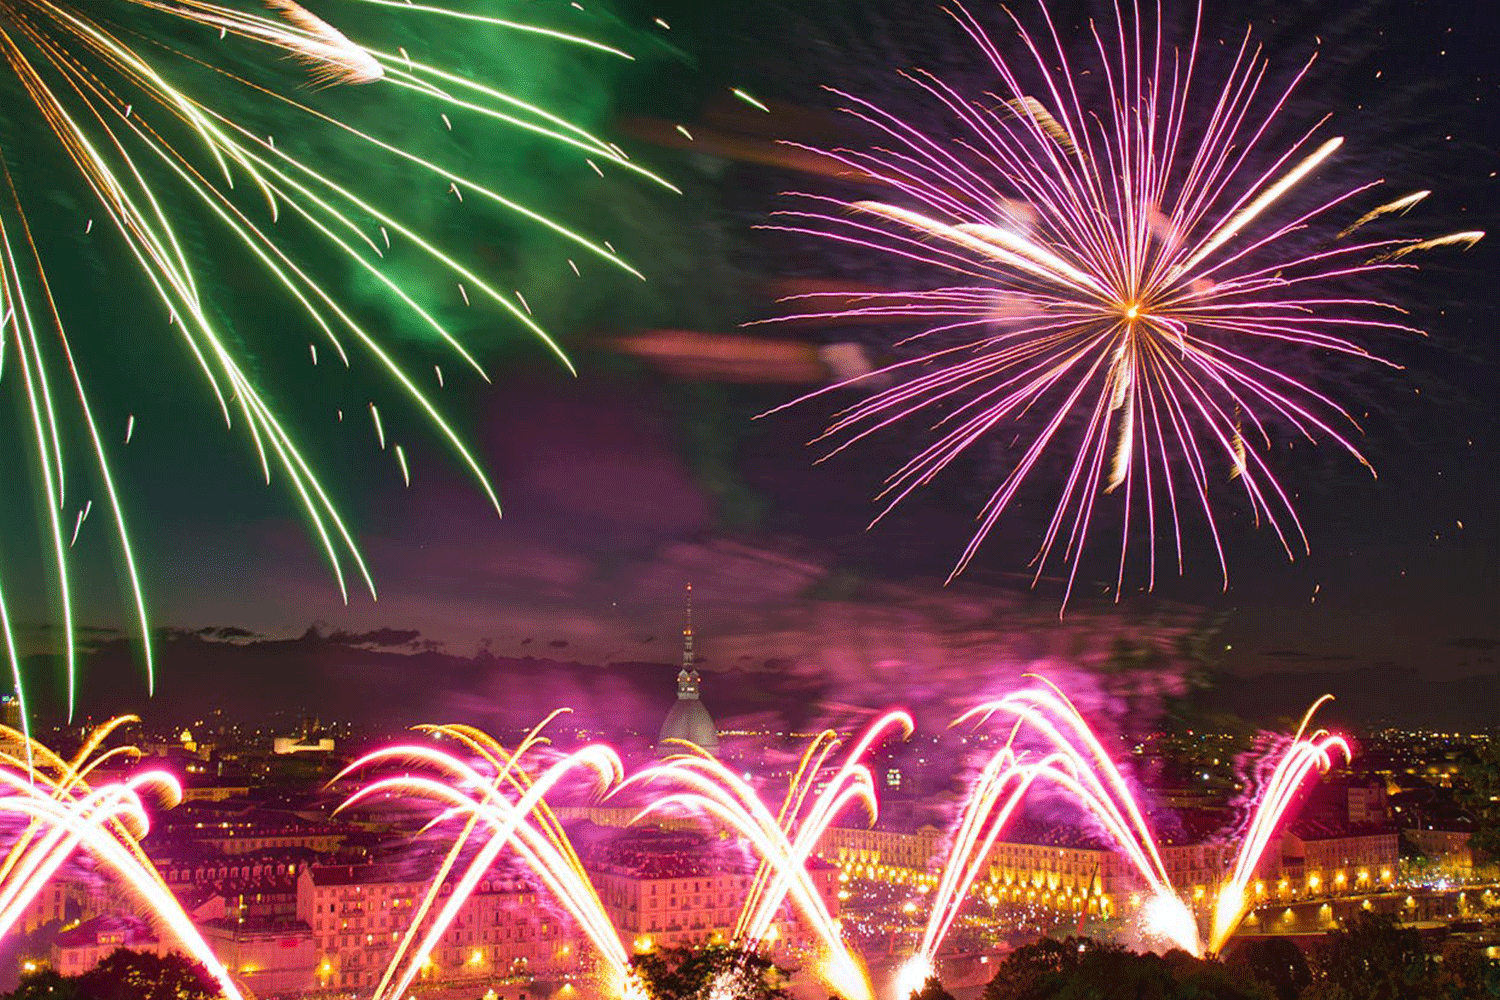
[0,0,673,719]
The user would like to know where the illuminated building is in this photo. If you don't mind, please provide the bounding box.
[152,810,351,856]
[820,822,945,873]
[978,824,1239,917]
[1282,823,1401,896]
[50,916,167,978]
[1404,827,1473,872]
[298,863,575,993]
[12,880,69,935]
[199,921,317,997]
[586,829,839,953]
[273,717,336,755]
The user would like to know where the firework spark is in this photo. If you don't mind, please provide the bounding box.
[952,681,1201,955]
[1208,696,1349,953]
[622,728,895,1000]
[0,719,242,998]
[761,1,1482,605]
[337,717,633,998]
[0,0,672,717]
[907,678,1351,971]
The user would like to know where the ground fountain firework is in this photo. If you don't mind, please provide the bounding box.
[0,717,242,998]
[0,683,1354,999]
[329,685,1346,999]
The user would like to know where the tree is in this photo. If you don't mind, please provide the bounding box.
[630,944,795,1000]
[1457,742,1500,860]
[983,937,1112,1000]
[2,967,81,1000]
[1429,939,1500,1000]
[983,936,1273,1000]
[1,950,220,1000]
[910,977,956,1000]
[1304,912,1430,1000]
[1227,937,1312,1000]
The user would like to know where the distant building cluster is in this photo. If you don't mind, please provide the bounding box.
[4,616,1491,998]
[815,761,1452,946]
[585,827,839,952]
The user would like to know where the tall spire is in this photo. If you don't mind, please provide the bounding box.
[662,582,716,753]
[682,582,694,673]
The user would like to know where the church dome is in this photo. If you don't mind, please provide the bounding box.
[659,697,720,753]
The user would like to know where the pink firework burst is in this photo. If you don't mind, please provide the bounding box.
[760,2,1482,605]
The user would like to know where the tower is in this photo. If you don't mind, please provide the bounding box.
[658,583,719,754]
[677,582,700,698]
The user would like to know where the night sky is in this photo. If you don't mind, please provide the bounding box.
[8,0,1497,728]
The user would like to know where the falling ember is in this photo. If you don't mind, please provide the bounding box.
[1371,230,1485,262]
[732,88,771,113]
[760,0,1481,606]
[1337,190,1431,239]
[258,0,385,85]
[369,403,386,449]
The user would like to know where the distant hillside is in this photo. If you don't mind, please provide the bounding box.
[1200,665,1500,730]
[23,625,1492,733]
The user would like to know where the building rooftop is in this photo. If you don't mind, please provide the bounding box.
[54,914,157,949]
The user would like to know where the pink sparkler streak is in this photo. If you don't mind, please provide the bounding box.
[338,740,629,999]
[345,713,581,1000]
[738,711,913,944]
[622,732,894,1000]
[0,769,244,999]
[911,746,1048,970]
[961,681,1173,889]
[757,0,1481,605]
[1208,695,1350,953]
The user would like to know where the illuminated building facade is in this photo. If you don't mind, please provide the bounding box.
[297,863,576,994]
[49,916,167,978]
[586,829,840,954]
[1277,825,1400,898]
[199,921,317,997]
[822,813,1399,921]
[820,823,944,873]
[154,813,350,856]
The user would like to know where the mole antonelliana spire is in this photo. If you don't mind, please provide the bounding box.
[658,582,719,754]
